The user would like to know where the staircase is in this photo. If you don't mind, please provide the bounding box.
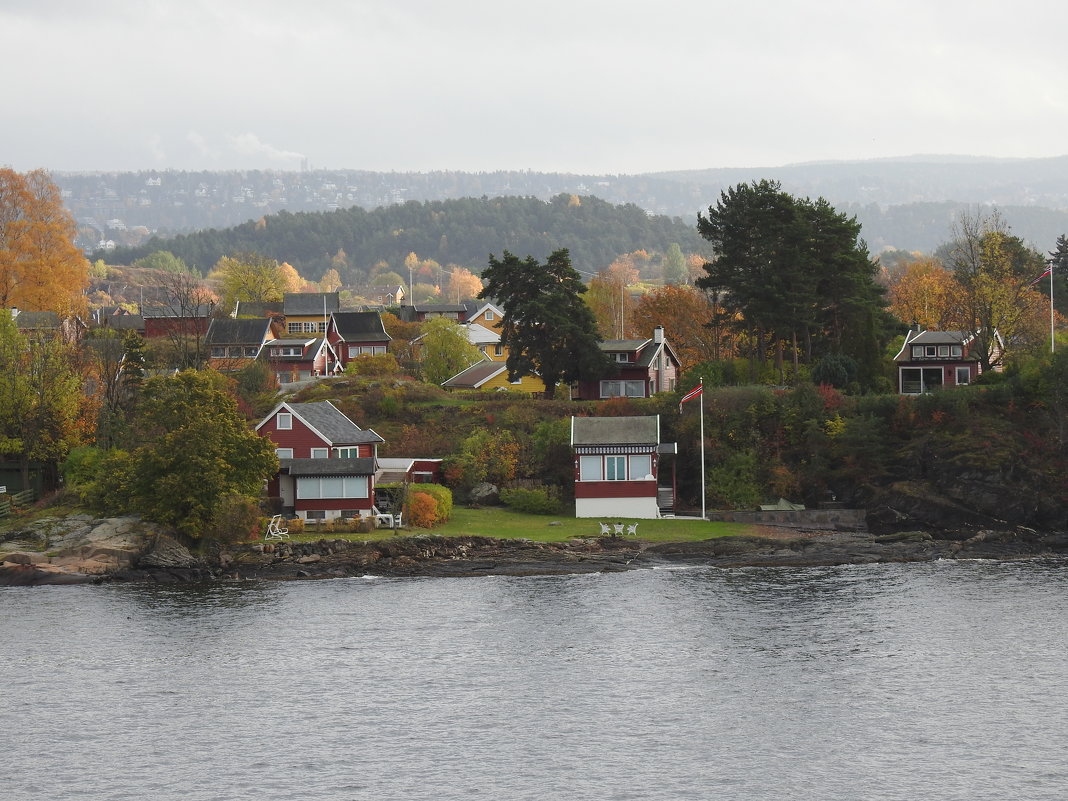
[657,486,675,518]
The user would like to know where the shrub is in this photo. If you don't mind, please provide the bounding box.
[408,491,440,528]
[411,483,453,520]
[500,486,563,515]
[61,446,105,487]
[346,353,401,376]
[287,517,305,535]
[204,494,261,545]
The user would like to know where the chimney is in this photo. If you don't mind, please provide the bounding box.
[653,325,664,344]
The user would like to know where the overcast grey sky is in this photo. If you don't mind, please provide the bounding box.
[4,0,1067,174]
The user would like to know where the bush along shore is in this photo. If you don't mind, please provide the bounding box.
[2,514,1068,586]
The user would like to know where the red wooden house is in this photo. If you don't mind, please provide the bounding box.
[893,327,1002,394]
[256,400,385,521]
[571,414,670,519]
[572,326,680,400]
[326,311,392,371]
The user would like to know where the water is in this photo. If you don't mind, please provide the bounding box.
[3,560,1068,800]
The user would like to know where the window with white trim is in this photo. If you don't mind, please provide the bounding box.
[310,448,328,459]
[287,322,302,334]
[955,366,971,385]
[579,455,602,481]
[297,475,369,499]
[275,448,293,459]
[600,380,646,398]
[276,413,292,430]
[630,454,652,479]
[938,345,950,357]
[951,345,962,357]
[335,447,359,458]
[605,455,627,481]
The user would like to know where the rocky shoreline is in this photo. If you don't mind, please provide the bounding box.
[3,514,1068,586]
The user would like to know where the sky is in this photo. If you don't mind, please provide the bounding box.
[4,0,1068,175]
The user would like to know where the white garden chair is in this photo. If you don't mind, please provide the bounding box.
[599,522,612,536]
[264,514,290,540]
[613,522,625,537]
[626,523,639,537]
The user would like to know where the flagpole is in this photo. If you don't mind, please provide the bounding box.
[699,378,706,520]
[1050,262,1056,354]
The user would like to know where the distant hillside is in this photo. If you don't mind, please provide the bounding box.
[64,156,1068,257]
[103,194,709,281]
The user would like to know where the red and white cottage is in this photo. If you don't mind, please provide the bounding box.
[256,401,384,521]
[571,415,673,519]
[893,327,1003,394]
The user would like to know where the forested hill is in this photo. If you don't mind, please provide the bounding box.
[104,194,708,281]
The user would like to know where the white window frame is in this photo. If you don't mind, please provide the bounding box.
[951,345,963,357]
[579,455,602,481]
[310,448,329,459]
[275,448,293,459]
[955,366,971,385]
[335,447,359,458]
[296,475,369,499]
[938,345,950,357]
[276,412,292,430]
[605,455,627,481]
[630,454,652,479]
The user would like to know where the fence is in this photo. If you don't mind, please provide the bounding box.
[0,488,35,519]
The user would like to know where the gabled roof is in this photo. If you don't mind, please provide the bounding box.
[107,314,145,331]
[234,300,283,318]
[463,322,500,346]
[205,317,273,345]
[331,311,392,342]
[256,400,385,445]
[284,292,340,316]
[279,457,375,477]
[464,299,504,318]
[571,415,660,446]
[599,336,680,369]
[12,311,61,329]
[893,328,983,361]
[442,360,509,389]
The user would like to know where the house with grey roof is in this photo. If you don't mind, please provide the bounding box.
[571,414,673,519]
[256,400,385,521]
[204,317,276,370]
[572,325,681,400]
[326,310,391,369]
[893,326,1003,394]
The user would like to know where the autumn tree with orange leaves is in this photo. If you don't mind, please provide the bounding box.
[886,257,964,331]
[0,168,89,316]
[629,285,728,370]
[445,266,483,302]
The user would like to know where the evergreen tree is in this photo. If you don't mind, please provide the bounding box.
[479,249,611,399]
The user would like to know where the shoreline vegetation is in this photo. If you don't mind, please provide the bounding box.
[2,506,1066,586]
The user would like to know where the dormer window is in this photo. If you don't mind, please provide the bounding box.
[614,353,630,363]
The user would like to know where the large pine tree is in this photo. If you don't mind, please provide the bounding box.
[479,249,610,399]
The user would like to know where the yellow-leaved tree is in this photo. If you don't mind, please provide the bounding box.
[0,168,89,315]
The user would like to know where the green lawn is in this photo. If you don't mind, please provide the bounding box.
[282,506,747,544]
[432,506,746,543]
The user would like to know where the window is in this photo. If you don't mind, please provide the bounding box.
[287,322,302,334]
[911,346,924,358]
[271,346,302,357]
[303,322,317,333]
[494,344,503,357]
[485,310,495,321]
[956,366,971,385]
[605,456,627,481]
[938,345,950,357]
[310,448,328,459]
[335,447,359,458]
[614,352,630,362]
[305,510,326,520]
[297,475,369,499]
[211,347,225,358]
[925,345,937,357]
[600,380,646,398]
[244,346,258,357]
[275,448,293,459]
[630,455,652,479]
[951,345,962,357]
[579,456,602,481]
[276,413,292,430]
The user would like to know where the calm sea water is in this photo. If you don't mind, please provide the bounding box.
[3,560,1068,801]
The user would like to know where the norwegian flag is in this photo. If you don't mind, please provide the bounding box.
[1030,264,1053,286]
[679,382,703,412]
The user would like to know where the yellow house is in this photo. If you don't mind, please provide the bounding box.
[441,359,550,395]
[282,292,340,336]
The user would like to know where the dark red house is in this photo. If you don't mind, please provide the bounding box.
[571,414,668,519]
[572,326,681,400]
[256,401,384,521]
